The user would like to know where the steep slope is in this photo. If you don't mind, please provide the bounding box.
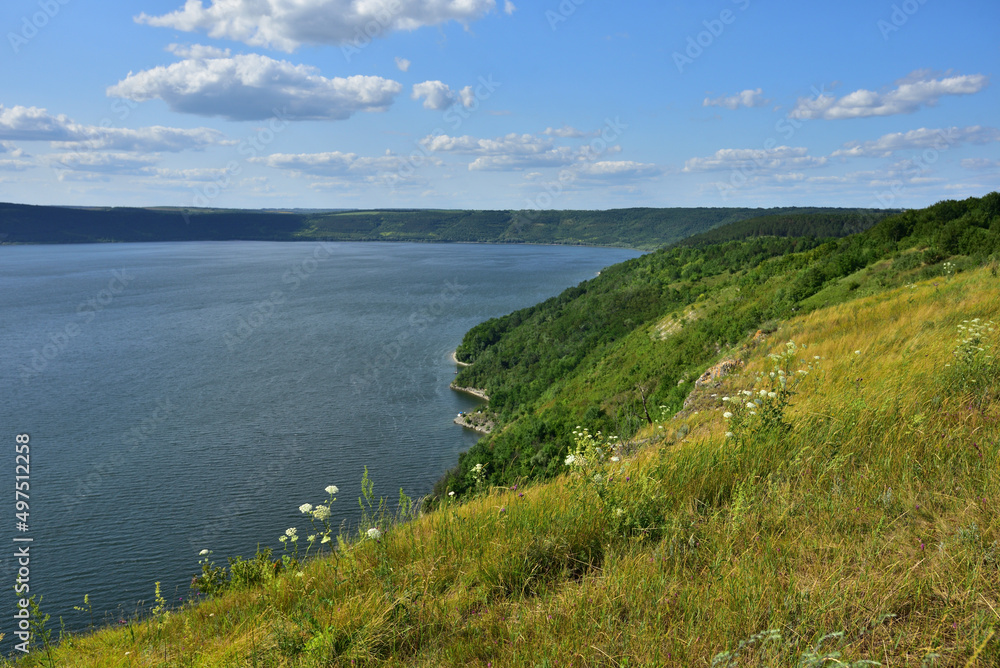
[442,193,1000,496]
[17,255,999,667]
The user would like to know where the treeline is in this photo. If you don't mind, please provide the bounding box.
[1,202,883,250]
[437,193,1000,499]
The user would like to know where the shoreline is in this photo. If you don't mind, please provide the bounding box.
[450,384,489,401]
[450,350,471,367]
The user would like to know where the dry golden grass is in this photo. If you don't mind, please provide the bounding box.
[12,268,999,667]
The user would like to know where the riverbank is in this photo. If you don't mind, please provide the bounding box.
[449,350,471,367]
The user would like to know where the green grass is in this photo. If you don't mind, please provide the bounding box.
[9,265,999,667]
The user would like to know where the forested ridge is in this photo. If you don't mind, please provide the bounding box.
[0,202,890,250]
[440,193,1000,497]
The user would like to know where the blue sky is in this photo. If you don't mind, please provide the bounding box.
[1,0,997,210]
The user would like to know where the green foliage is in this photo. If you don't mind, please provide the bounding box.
[1,202,887,250]
[443,194,1000,497]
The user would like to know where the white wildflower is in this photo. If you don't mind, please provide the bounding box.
[768,392,776,398]
[299,503,313,514]
[725,432,734,438]
[565,454,576,466]
[285,527,297,537]
[367,527,382,540]
[325,485,339,495]
[312,505,331,521]
[723,412,733,419]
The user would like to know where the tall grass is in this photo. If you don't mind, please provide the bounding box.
[9,268,999,667]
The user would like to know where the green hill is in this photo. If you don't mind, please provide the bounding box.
[8,193,1000,667]
[0,203,892,250]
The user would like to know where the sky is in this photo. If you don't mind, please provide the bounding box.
[0,0,998,211]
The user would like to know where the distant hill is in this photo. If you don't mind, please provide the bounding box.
[0,203,895,250]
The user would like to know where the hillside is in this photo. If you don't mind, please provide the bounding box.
[0,203,890,251]
[7,194,999,666]
[442,193,1000,497]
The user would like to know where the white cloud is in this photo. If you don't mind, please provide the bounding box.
[504,1,516,15]
[576,160,661,180]
[108,52,402,121]
[832,126,1000,158]
[166,43,231,59]
[54,126,234,152]
[412,81,480,111]
[419,132,577,170]
[961,158,1000,171]
[48,152,159,174]
[790,71,989,120]
[458,86,476,109]
[0,158,33,171]
[703,88,769,110]
[683,146,827,172]
[136,0,500,52]
[543,125,592,138]
[0,104,232,151]
[0,105,77,141]
[254,151,411,177]
[412,81,456,111]
[395,57,411,72]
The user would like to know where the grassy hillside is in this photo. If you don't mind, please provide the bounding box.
[6,194,998,666]
[9,259,998,666]
[443,194,999,497]
[0,203,889,250]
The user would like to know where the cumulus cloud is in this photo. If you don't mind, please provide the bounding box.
[703,88,769,110]
[395,57,411,72]
[832,126,1000,158]
[683,146,827,172]
[0,104,232,151]
[0,105,77,141]
[789,71,989,120]
[411,81,479,111]
[412,81,456,111]
[136,0,500,52]
[107,51,402,121]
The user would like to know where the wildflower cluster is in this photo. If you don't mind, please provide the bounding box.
[565,427,620,479]
[470,462,487,490]
[722,341,815,449]
[282,484,339,559]
[946,318,996,402]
